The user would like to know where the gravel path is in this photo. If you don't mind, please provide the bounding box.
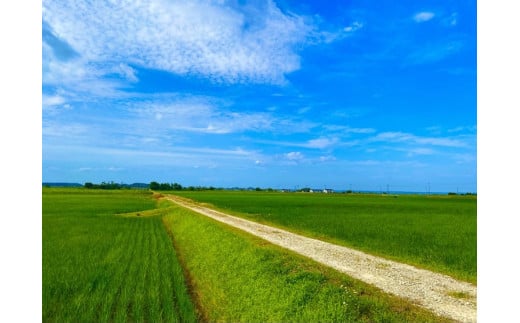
[165,195,477,323]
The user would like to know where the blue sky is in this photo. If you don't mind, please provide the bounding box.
[42,0,477,192]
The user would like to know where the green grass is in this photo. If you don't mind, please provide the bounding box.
[42,188,472,322]
[42,188,197,323]
[172,191,477,283]
[163,203,456,323]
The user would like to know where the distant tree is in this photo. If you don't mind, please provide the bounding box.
[84,182,94,189]
[149,181,186,191]
[150,181,160,190]
[159,183,171,190]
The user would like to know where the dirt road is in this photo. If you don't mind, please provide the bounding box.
[165,194,477,323]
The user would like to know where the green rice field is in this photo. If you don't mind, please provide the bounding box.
[42,188,468,322]
[173,191,477,283]
[42,188,197,323]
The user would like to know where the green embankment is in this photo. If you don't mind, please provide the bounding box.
[163,204,455,323]
[173,191,477,283]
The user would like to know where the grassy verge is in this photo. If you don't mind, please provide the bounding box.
[163,203,456,323]
[42,188,197,323]
[172,191,477,283]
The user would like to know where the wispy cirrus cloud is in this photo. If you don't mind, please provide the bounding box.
[310,21,364,44]
[251,136,340,150]
[323,125,376,134]
[42,121,89,138]
[305,137,339,149]
[370,131,466,147]
[285,151,304,161]
[42,0,313,85]
[404,147,436,156]
[45,143,262,167]
[42,94,66,107]
[128,95,320,136]
[406,41,463,65]
[43,92,323,156]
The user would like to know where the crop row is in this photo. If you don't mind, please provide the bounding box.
[42,189,197,323]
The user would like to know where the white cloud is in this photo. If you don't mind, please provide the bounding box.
[344,21,363,33]
[413,12,435,23]
[252,136,340,150]
[371,131,466,147]
[117,63,138,83]
[46,144,261,167]
[406,148,436,156]
[43,40,130,99]
[42,121,89,137]
[447,125,477,133]
[311,21,364,44]
[305,137,338,149]
[324,125,376,134]
[42,94,72,114]
[319,155,336,162]
[42,0,312,84]
[42,94,65,107]
[285,151,304,161]
[134,99,275,134]
[415,136,465,147]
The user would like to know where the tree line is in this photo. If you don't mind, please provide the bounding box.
[82,181,220,191]
[149,181,221,191]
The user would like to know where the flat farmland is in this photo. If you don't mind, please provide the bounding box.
[173,191,477,283]
[42,188,472,322]
[42,188,197,323]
